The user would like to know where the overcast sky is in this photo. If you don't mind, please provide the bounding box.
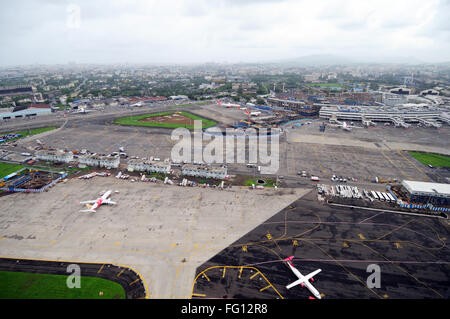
[1,0,449,66]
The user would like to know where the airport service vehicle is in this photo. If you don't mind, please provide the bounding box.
[20,152,32,156]
[311,176,320,182]
[216,100,242,109]
[79,190,116,213]
[284,256,322,299]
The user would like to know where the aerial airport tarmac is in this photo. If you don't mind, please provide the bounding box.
[0,101,449,299]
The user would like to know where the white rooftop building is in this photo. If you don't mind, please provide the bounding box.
[35,150,74,163]
[182,164,227,180]
[127,159,171,174]
[78,154,120,168]
[402,180,450,205]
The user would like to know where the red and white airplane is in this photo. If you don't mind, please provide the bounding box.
[284,256,322,299]
[216,100,243,109]
[79,190,116,213]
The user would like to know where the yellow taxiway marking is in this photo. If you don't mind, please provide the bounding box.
[320,293,325,298]
[239,267,243,279]
[117,269,125,277]
[383,294,389,299]
[202,273,210,282]
[395,242,402,249]
[222,268,226,278]
[192,293,206,297]
[343,241,349,248]
[97,264,105,274]
[242,245,248,252]
[260,285,271,292]
[129,279,140,286]
[358,234,366,240]
[250,272,259,280]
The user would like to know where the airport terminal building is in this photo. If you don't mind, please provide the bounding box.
[127,159,171,174]
[182,164,227,180]
[401,180,450,206]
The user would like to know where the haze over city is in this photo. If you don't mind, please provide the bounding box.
[1,0,450,66]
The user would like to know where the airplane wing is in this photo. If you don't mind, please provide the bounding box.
[103,199,117,205]
[304,269,321,281]
[79,209,96,213]
[79,200,96,205]
[286,278,305,289]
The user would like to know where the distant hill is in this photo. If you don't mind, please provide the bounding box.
[273,54,433,66]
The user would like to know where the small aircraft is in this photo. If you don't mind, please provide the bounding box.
[216,100,242,109]
[73,107,94,114]
[79,190,116,213]
[284,256,322,299]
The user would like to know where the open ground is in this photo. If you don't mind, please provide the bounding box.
[0,177,308,298]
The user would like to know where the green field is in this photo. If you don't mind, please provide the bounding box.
[0,126,58,144]
[114,111,216,129]
[408,151,450,168]
[244,177,280,188]
[0,271,126,299]
[0,162,24,179]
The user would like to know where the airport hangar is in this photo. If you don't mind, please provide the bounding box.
[402,180,450,206]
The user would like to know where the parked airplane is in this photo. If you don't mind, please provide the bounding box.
[216,100,242,109]
[79,190,116,213]
[131,101,144,107]
[284,256,322,299]
[73,107,94,114]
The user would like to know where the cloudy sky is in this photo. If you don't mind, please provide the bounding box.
[1,0,449,66]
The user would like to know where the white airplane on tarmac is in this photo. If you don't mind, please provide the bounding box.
[284,256,322,299]
[216,100,244,109]
[79,190,116,213]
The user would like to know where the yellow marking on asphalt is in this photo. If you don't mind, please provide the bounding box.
[97,264,104,274]
[242,245,248,252]
[193,243,199,249]
[292,240,299,247]
[397,150,430,182]
[117,269,125,277]
[383,294,389,299]
[222,267,226,278]
[202,273,210,282]
[395,242,402,249]
[192,293,206,297]
[129,279,140,286]
[358,234,366,240]
[266,233,273,240]
[49,240,57,245]
[380,149,409,179]
[250,272,259,280]
[260,285,271,292]
[171,242,177,248]
[114,241,120,246]
[343,241,349,247]
[320,293,325,298]
[239,267,243,279]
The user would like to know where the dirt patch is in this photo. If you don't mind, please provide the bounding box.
[138,113,194,125]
